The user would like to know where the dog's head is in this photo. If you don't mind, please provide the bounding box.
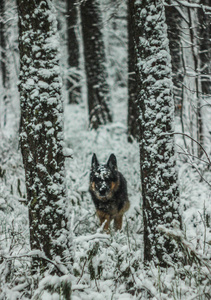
[90,153,120,201]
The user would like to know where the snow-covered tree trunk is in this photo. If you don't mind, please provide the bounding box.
[80,0,112,129]
[178,3,204,157]
[198,0,211,153]
[66,0,81,104]
[17,0,72,273]
[165,1,188,149]
[187,3,203,157]
[127,0,139,142]
[131,0,182,266]
[198,0,211,96]
[165,0,184,115]
[0,0,10,127]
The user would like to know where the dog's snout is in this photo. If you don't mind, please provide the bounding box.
[99,186,107,195]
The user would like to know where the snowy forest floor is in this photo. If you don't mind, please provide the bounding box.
[0,83,211,299]
[0,0,210,297]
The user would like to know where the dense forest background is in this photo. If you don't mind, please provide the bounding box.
[0,0,210,299]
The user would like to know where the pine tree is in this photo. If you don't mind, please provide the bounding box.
[175,2,205,158]
[80,0,112,129]
[165,0,183,114]
[66,0,81,104]
[197,0,211,157]
[130,0,182,266]
[165,1,189,149]
[186,3,204,157]
[198,0,211,96]
[127,0,139,142]
[0,0,10,127]
[17,0,72,273]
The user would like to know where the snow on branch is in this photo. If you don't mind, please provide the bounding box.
[160,132,211,165]
[74,233,110,243]
[158,225,211,270]
[63,147,73,158]
[166,0,211,13]
[1,250,68,275]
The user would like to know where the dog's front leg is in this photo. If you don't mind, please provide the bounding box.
[114,215,123,231]
[96,210,111,232]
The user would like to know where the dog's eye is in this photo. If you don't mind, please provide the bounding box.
[94,177,100,183]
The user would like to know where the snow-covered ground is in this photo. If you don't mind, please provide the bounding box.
[0,0,210,298]
[1,84,210,299]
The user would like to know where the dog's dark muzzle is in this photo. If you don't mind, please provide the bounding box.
[99,186,108,196]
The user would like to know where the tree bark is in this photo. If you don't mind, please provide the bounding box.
[198,0,211,96]
[176,2,205,158]
[17,0,72,274]
[165,0,189,149]
[66,0,81,104]
[165,0,184,114]
[130,0,182,267]
[0,0,10,127]
[80,0,112,129]
[127,0,139,142]
[187,2,203,158]
[198,0,211,156]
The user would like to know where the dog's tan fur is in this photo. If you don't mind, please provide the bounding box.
[89,153,130,232]
[96,199,130,231]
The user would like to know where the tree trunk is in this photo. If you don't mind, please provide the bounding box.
[66,0,81,104]
[80,0,112,129]
[0,0,10,127]
[17,0,72,274]
[187,2,203,158]
[165,0,184,113]
[198,0,211,155]
[165,0,188,149]
[130,0,182,267]
[198,0,211,96]
[177,3,204,158]
[127,0,139,142]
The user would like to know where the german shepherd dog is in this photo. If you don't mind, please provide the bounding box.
[89,153,130,231]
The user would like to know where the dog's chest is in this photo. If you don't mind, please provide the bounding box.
[92,195,123,216]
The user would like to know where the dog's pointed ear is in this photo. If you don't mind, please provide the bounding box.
[107,153,117,170]
[91,153,99,170]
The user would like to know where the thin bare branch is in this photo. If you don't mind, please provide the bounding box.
[161,132,211,165]
[171,0,211,13]
[1,251,68,275]
[177,151,210,165]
